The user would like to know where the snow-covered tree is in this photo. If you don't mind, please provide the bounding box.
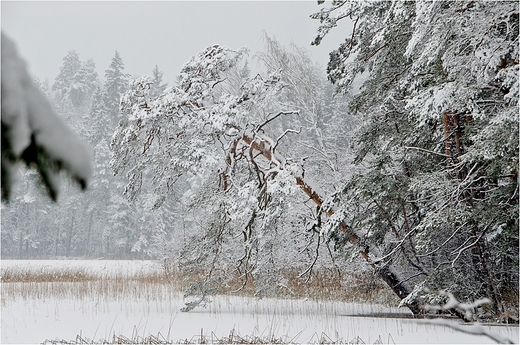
[255,34,357,187]
[52,51,81,97]
[110,43,410,311]
[82,85,111,146]
[52,52,98,109]
[150,65,168,98]
[104,51,129,126]
[69,59,99,108]
[311,0,518,318]
[111,45,288,293]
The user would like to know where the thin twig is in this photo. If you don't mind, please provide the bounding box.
[451,221,494,267]
[404,146,451,158]
[273,127,302,152]
[256,111,299,132]
[417,222,468,257]
[298,234,321,283]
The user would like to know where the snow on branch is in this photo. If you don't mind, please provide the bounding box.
[421,319,514,344]
[421,291,514,344]
[1,33,92,201]
[399,284,514,343]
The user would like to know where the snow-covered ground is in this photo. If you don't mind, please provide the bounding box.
[1,260,518,344]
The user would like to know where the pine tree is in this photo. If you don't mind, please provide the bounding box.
[52,50,81,100]
[84,85,110,146]
[69,59,98,108]
[312,0,518,318]
[104,51,129,126]
[52,52,99,109]
[110,44,367,311]
[150,65,167,98]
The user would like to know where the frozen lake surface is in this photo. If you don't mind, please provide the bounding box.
[1,260,518,344]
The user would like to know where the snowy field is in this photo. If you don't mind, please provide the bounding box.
[1,260,518,344]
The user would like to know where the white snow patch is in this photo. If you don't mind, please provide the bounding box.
[1,260,518,344]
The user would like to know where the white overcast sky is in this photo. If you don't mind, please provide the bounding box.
[2,1,352,85]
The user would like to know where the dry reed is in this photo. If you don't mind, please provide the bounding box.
[1,262,398,306]
[41,328,376,344]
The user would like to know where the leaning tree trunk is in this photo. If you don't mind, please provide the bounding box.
[297,175,422,314]
[241,133,422,315]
